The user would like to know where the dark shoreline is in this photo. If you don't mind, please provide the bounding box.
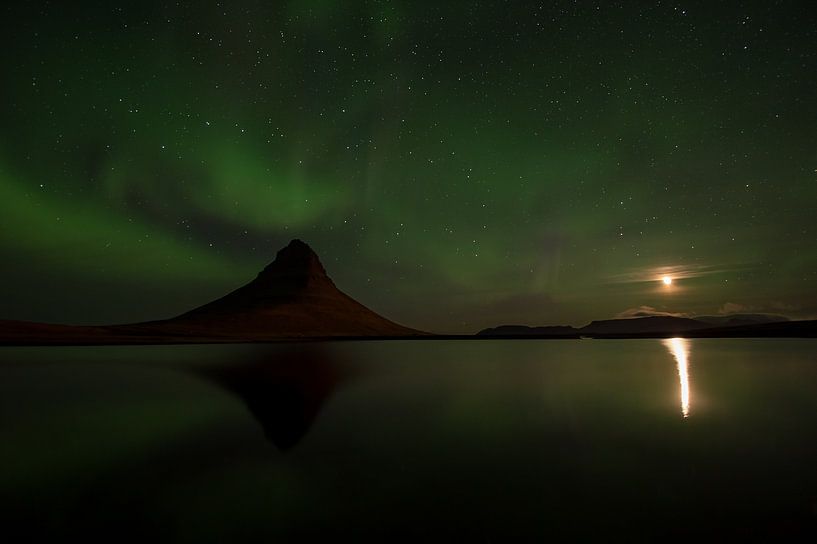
[1,325,815,347]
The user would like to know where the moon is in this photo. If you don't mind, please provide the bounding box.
[662,276,673,286]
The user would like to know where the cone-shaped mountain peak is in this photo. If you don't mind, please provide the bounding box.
[258,239,327,280]
[162,239,423,338]
[248,239,335,294]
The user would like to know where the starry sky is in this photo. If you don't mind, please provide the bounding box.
[1,1,815,333]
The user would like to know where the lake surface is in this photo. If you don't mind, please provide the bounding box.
[1,339,817,540]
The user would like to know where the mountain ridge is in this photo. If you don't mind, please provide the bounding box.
[478,314,806,338]
[0,239,424,343]
[138,239,423,338]
[1,243,814,344]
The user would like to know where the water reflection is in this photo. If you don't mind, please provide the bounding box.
[196,347,352,450]
[663,338,691,418]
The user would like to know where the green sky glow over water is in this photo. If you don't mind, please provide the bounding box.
[1,2,815,332]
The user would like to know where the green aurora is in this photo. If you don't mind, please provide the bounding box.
[1,1,815,332]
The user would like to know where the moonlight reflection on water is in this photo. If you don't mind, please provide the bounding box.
[664,337,691,418]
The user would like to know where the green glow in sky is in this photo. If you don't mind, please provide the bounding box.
[1,1,815,331]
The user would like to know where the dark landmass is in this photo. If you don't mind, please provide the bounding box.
[133,239,422,339]
[477,316,709,337]
[580,316,707,335]
[693,313,790,327]
[477,316,710,338]
[478,315,816,339]
[0,240,425,345]
[685,319,817,339]
[477,325,579,338]
[1,241,815,344]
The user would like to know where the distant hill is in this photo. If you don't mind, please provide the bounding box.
[687,319,817,338]
[692,313,789,327]
[579,316,709,335]
[477,325,579,337]
[477,316,816,339]
[477,316,708,338]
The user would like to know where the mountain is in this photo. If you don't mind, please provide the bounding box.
[692,313,789,327]
[687,319,817,338]
[477,325,579,337]
[133,239,422,339]
[0,240,423,344]
[2,242,812,345]
[475,317,707,337]
[477,316,815,338]
[580,316,708,336]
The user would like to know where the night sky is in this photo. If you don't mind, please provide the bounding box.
[1,1,815,333]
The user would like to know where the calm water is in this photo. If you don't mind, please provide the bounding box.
[1,339,817,540]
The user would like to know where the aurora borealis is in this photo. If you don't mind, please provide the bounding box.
[1,1,815,333]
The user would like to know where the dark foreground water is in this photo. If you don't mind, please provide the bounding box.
[1,339,817,541]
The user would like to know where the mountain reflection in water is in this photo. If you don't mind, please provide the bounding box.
[197,347,352,450]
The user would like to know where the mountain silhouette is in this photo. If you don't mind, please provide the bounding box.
[579,316,708,335]
[692,313,789,327]
[0,239,422,343]
[476,315,816,338]
[477,325,579,337]
[477,316,707,337]
[197,346,351,450]
[2,243,815,344]
[130,239,422,339]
